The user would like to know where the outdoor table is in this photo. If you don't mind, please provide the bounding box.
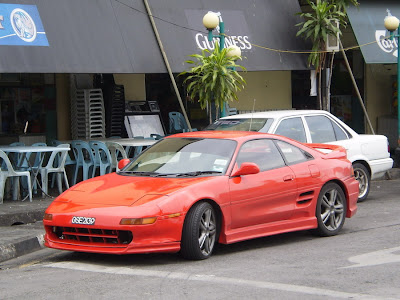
[62,138,157,158]
[0,145,70,199]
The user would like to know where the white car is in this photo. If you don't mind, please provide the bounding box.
[207,110,393,201]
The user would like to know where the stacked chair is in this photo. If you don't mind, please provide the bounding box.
[105,85,125,137]
[71,89,106,140]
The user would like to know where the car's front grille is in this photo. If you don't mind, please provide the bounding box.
[49,226,133,246]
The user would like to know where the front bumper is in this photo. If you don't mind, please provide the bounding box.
[43,215,184,255]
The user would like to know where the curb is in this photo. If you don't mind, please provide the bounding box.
[0,234,45,263]
[0,210,45,227]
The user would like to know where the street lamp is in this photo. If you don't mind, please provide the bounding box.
[384,10,400,148]
[202,12,241,117]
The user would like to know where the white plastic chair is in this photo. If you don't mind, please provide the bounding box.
[89,141,112,176]
[105,141,128,172]
[0,150,32,204]
[38,144,70,196]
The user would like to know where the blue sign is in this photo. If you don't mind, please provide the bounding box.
[0,3,49,46]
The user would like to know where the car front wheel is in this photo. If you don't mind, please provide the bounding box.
[312,182,347,237]
[353,163,370,202]
[181,202,217,260]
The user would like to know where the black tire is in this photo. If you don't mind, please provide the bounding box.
[181,202,217,260]
[353,163,370,202]
[312,182,347,237]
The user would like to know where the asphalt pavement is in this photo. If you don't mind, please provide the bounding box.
[0,168,399,264]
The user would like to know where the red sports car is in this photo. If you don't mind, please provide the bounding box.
[43,131,358,260]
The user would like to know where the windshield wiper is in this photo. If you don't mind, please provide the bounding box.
[176,171,222,177]
[118,171,159,177]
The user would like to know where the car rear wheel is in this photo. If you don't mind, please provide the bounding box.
[312,182,347,237]
[353,163,370,202]
[181,202,217,260]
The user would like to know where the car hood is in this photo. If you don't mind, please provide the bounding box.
[54,172,213,207]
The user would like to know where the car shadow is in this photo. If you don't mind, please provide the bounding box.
[46,230,317,266]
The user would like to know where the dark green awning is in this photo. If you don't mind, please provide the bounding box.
[347,1,399,64]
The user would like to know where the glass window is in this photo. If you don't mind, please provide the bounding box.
[305,116,336,143]
[331,121,349,141]
[275,117,307,143]
[205,118,273,132]
[275,140,311,165]
[126,138,237,175]
[236,139,285,171]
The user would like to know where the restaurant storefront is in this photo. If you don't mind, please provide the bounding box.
[347,0,400,149]
[0,0,311,142]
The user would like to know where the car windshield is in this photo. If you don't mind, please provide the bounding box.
[119,138,237,177]
[205,118,273,132]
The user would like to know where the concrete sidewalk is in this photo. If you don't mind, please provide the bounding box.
[1,168,399,264]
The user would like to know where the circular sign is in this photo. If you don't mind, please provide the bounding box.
[10,8,37,42]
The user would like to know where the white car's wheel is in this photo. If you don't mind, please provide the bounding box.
[353,163,370,202]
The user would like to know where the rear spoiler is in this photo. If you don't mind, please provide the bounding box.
[306,143,347,160]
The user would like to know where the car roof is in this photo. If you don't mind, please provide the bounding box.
[221,109,330,119]
[166,130,276,140]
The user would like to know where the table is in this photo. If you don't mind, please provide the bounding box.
[0,145,70,199]
[63,138,157,148]
[62,138,157,158]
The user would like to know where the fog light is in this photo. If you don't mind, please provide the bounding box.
[120,217,157,225]
[43,213,53,221]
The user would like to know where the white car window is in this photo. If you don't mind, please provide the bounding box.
[331,121,349,140]
[305,115,336,143]
[275,117,307,143]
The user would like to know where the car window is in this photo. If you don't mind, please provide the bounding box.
[274,117,307,143]
[205,118,273,132]
[275,140,311,165]
[331,121,349,140]
[236,139,285,172]
[305,115,336,143]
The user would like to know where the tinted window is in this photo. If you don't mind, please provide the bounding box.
[275,140,311,165]
[205,118,273,132]
[275,117,307,143]
[236,139,285,171]
[305,116,336,143]
[331,121,349,140]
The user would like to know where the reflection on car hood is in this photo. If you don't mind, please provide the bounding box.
[55,172,212,206]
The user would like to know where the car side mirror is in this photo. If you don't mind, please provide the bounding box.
[231,162,260,177]
[118,158,131,170]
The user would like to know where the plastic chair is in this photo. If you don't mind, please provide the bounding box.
[105,141,128,172]
[0,150,32,204]
[89,141,112,176]
[38,144,70,196]
[70,140,95,185]
[169,112,188,133]
[50,140,76,188]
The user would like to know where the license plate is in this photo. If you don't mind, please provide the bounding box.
[71,216,96,225]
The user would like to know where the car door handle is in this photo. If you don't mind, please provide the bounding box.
[283,175,294,182]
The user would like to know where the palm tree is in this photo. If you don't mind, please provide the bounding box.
[296,0,359,110]
[180,43,246,123]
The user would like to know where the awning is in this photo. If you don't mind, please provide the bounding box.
[347,1,400,64]
[148,0,310,72]
[0,0,309,73]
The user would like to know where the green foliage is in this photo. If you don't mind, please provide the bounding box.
[296,0,357,71]
[179,44,246,110]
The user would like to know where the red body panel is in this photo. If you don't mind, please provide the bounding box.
[44,131,358,255]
